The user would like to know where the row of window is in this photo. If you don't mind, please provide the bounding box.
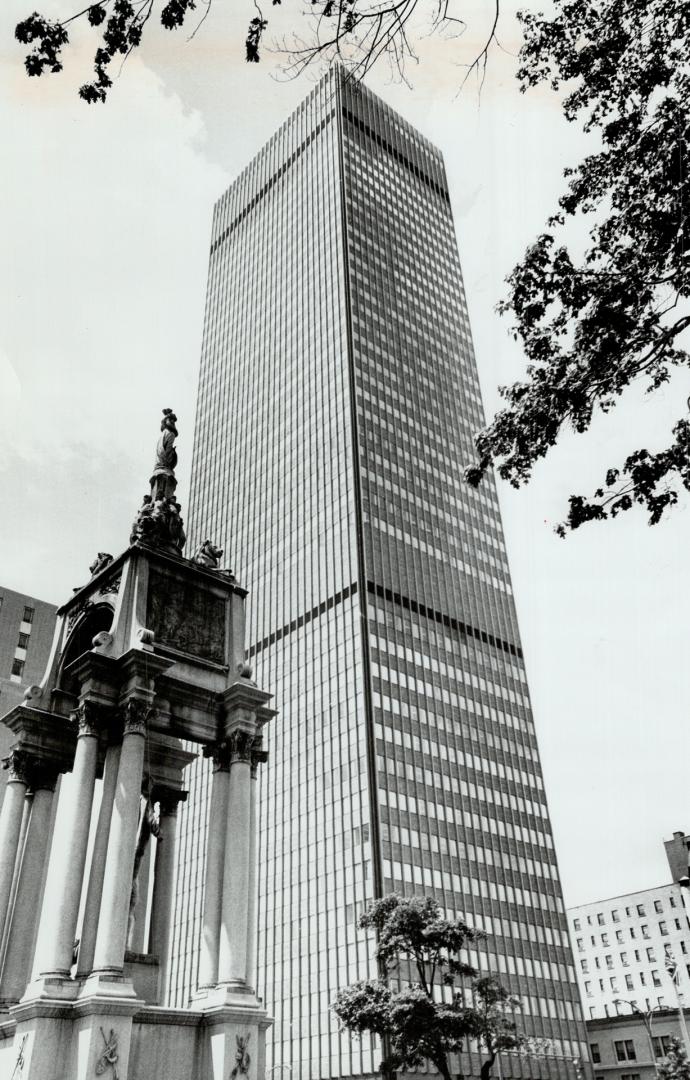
[573,896,676,929]
[577,917,686,950]
[581,941,686,971]
[591,1035,674,1063]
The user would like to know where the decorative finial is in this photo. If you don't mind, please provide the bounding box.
[130,408,186,556]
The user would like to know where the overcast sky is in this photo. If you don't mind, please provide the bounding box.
[1,0,688,909]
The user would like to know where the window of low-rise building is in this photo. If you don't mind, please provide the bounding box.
[655,900,663,914]
[642,925,650,939]
[660,921,668,936]
[615,1040,636,1062]
[590,1044,601,1063]
[637,905,646,917]
[625,974,634,990]
[612,910,620,923]
[598,913,605,926]
[574,918,581,930]
[653,1036,672,1058]
[652,970,662,986]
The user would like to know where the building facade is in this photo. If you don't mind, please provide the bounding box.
[568,833,690,1022]
[586,1007,690,1080]
[0,586,57,763]
[171,67,589,1079]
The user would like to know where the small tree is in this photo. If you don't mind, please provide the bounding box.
[332,895,524,1080]
[658,1038,690,1080]
[472,975,526,1080]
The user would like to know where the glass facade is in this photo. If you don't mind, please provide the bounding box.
[170,66,589,1080]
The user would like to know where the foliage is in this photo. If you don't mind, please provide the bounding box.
[465,0,690,535]
[14,0,499,102]
[658,1038,690,1080]
[332,895,524,1080]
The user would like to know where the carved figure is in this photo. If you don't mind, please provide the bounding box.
[154,408,178,473]
[230,1033,251,1078]
[192,539,224,569]
[95,1028,119,1079]
[89,552,113,577]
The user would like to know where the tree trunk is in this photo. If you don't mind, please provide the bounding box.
[436,1057,454,1080]
[480,1052,497,1080]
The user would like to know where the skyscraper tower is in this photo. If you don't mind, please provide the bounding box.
[171,66,589,1080]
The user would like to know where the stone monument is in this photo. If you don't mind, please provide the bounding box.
[0,410,274,1079]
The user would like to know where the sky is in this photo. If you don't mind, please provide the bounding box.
[0,0,688,909]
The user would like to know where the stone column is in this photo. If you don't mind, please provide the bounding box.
[76,740,122,978]
[0,765,57,1004]
[0,751,31,942]
[35,702,101,980]
[198,749,230,990]
[149,792,182,1003]
[128,838,153,954]
[245,743,267,990]
[218,730,254,988]
[92,699,149,977]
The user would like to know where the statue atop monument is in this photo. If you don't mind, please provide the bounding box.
[130,408,186,555]
[151,407,179,502]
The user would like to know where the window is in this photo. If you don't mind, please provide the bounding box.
[625,974,634,990]
[22,606,34,623]
[17,632,29,649]
[581,960,589,973]
[630,927,637,939]
[637,905,646,917]
[612,909,620,923]
[610,977,619,992]
[605,955,614,969]
[621,951,629,966]
[598,913,605,925]
[653,1036,672,1058]
[10,659,24,678]
[642,925,650,939]
[652,970,662,987]
[585,981,592,996]
[615,1041,637,1062]
[590,1044,601,1064]
[681,941,687,954]
[647,947,656,962]
[602,933,610,946]
[660,921,668,936]
[577,938,584,951]
[616,931,624,943]
[574,918,581,931]
[640,972,647,986]
[655,900,664,914]
[677,921,683,932]
[671,896,677,908]
[626,907,633,917]
[621,1073,640,1080]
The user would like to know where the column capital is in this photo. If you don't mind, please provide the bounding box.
[2,748,32,785]
[71,700,101,738]
[228,729,254,765]
[26,760,60,793]
[250,747,269,778]
[121,698,155,738]
[151,784,187,817]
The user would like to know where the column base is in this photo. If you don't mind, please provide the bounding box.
[197,987,272,1080]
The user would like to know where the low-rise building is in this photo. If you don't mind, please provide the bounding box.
[0,585,57,763]
[568,834,690,1021]
[587,1007,690,1080]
